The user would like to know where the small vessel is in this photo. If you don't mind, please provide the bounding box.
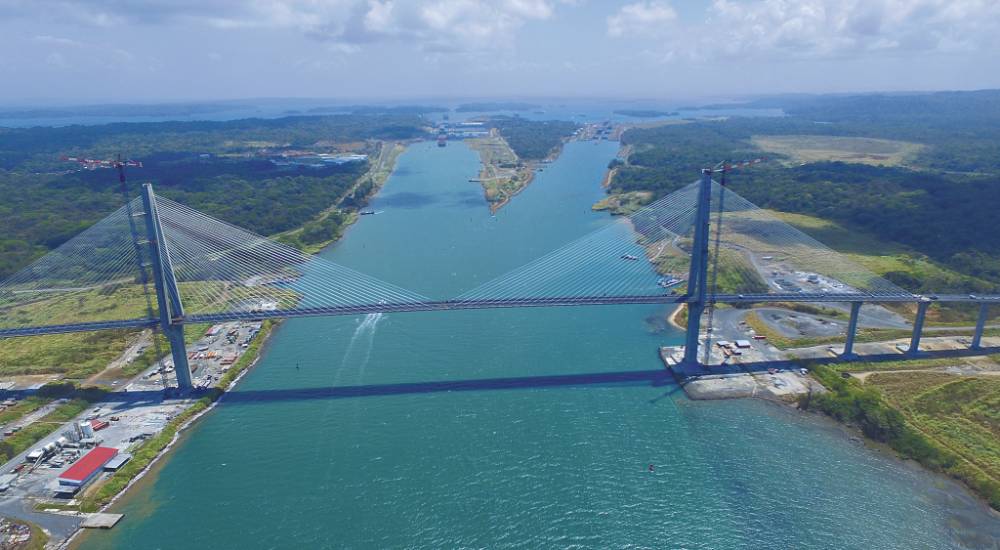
[657,277,682,288]
[621,254,639,261]
[437,134,447,147]
[360,210,376,215]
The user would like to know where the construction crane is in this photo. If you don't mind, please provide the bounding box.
[60,156,142,170]
[61,154,170,389]
[702,157,767,366]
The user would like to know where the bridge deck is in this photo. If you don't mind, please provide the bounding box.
[2,292,999,338]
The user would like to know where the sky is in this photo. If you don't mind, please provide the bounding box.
[1,0,999,103]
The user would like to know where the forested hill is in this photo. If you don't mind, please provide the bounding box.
[491,117,579,160]
[694,89,1000,173]
[0,114,426,279]
[611,90,1000,289]
[0,114,425,171]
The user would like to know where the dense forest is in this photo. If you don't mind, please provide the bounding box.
[0,114,426,279]
[491,117,579,160]
[612,90,1000,291]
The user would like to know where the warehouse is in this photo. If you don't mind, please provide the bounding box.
[58,447,118,488]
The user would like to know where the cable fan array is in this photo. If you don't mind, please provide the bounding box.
[0,201,155,330]
[455,182,702,303]
[705,182,907,297]
[1,176,914,335]
[154,198,429,320]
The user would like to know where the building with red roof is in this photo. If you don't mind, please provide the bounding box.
[58,446,118,487]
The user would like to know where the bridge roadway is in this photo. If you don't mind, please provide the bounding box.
[3,292,1000,339]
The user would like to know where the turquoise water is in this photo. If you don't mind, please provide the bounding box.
[83,141,1000,549]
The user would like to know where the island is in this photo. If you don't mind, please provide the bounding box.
[462,117,578,211]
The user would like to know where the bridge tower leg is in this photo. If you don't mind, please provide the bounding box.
[682,169,714,367]
[972,303,989,349]
[141,184,192,391]
[841,302,862,359]
[907,300,930,355]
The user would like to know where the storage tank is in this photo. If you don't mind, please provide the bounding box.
[79,421,94,439]
[56,436,69,448]
[62,429,80,443]
[42,442,58,456]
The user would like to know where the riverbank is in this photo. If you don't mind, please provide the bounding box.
[804,362,1000,513]
[661,328,1000,515]
[73,138,1000,549]
[273,140,408,253]
[51,142,409,546]
[56,146,405,534]
[465,134,537,212]
[64,321,277,548]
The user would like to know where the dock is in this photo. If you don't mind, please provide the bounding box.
[81,513,124,529]
[660,346,820,401]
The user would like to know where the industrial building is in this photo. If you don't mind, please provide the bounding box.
[58,447,118,489]
[103,453,132,472]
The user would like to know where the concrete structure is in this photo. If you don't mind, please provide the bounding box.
[842,302,862,358]
[973,303,990,349]
[58,447,117,488]
[908,300,931,354]
[3,174,1000,376]
[141,184,192,390]
[103,453,132,472]
[682,169,714,366]
[81,513,124,529]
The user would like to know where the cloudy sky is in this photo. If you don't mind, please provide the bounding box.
[1,0,999,103]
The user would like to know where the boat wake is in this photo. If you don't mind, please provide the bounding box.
[333,312,383,384]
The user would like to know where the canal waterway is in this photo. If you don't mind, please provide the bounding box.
[83,140,1000,549]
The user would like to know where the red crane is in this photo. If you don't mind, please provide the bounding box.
[60,156,142,170]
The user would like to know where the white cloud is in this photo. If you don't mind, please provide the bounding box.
[696,0,999,60]
[607,0,1000,61]
[607,1,678,38]
[4,0,561,53]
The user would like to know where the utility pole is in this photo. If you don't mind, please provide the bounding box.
[141,184,193,390]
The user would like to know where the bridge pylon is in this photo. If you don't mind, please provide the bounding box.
[140,184,193,390]
[681,169,714,367]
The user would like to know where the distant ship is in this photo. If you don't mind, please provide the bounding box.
[621,254,639,261]
[437,134,447,147]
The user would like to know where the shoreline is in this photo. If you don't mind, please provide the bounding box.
[63,321,279,549]
[58,143,413,547]
[756,395,1000,526]
[467,133,568,213]
[272,140,409,254]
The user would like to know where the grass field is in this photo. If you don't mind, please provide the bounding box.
[866,370,1000,508]
[752,135,925,167]
[592,191,653,215]
[746,310,1000,350]
[0,281,288,379]
[804,363,1000,510]
[769,210,997,323]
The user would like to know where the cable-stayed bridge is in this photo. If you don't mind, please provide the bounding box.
[2,173,997,389]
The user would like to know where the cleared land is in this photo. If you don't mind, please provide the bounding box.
[466,134,534,211]
[752,135,925,167]
[592,190,652,215]
[866,369,1000,509]
[770,209,997,323]
[0,281,293,379]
